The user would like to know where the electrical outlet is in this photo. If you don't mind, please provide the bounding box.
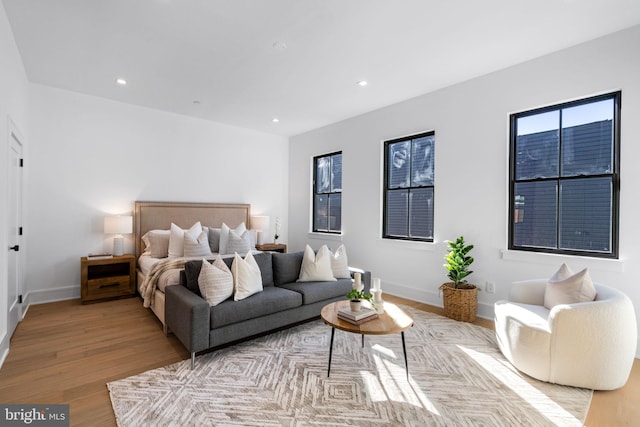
[486,281,496,293]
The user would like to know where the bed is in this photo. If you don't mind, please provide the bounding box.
[134,201,252,333]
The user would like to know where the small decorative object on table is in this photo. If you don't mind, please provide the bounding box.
[346,272,373,313]
[371,277,384,313]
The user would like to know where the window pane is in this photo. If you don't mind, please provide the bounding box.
[328,193,342,232]
[314,194,328,231]
[316,157,331,193]
[561,99,614,177]
[559,178,612,252]
[409,188,434,239]
[388,141,410,188]
[513,181,558,249]
[386,190,408,236]
[411,136,434,186]
[515,111,559,180]
[331,154,342,192]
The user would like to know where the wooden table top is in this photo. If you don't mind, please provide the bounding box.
[321,300,413,335]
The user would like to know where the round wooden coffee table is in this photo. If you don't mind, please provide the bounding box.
[320,300,414,377]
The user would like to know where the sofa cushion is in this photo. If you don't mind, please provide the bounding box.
[272,251,304,286]
[298,245,336,282]
[198,256,233,306]
[278,277,353,305]
[210,286,302,329]
[184,252,274,296]
[232,252,263,301]
[330,244,351,279]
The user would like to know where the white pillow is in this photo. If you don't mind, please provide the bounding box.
[168,222,202,258]
[198,257,233,306]
[226,229,252,254]
[232,251,263,301]
[142,229,170,258]
[329,244,350,278]
[298,245,337,282]
[544,264,597,309]
[183,230,213,257]
[219,222,246,255]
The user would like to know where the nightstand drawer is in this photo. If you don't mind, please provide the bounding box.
[87,275,131,298]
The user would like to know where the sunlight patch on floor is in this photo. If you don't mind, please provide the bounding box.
[458,345,582,425]
[357,344,441,416]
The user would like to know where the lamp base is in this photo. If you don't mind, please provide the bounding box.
[113,236,124,256]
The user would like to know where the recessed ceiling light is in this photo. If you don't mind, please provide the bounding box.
[272,41,287,50]
[115,77,127,85]
[357,80,368,87]
[272,118,280,123]
[193,100,201,105]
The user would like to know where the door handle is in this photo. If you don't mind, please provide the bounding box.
[9,245,19,251]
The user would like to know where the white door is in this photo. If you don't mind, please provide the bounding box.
[7,124,23,337]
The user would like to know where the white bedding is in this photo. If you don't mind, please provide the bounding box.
[138,252,259,293]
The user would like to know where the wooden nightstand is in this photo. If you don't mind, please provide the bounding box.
[255,243,287,253]
[80,254,136,303]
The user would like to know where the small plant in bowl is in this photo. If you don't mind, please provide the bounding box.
[346,289,373,312]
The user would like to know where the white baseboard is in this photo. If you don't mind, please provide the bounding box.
[381,280,494,321]
[23,285,80,306]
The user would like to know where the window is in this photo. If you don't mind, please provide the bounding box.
[383,132,435,241]
[313,152,342,233]
[509,92,620,258]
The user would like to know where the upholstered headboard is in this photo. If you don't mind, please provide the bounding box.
[133,201,251,259]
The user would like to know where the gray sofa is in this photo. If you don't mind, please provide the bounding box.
[165,251,370,368]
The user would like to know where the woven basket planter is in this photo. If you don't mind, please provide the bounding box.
[440,282,478,322]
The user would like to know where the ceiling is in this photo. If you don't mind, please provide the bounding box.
[3,0,640,137]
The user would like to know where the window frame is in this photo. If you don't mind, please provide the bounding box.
[383,131,435,242]
[312,151,342,234]
[508,91,621,258]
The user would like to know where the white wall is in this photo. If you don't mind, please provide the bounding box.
[0,1,29,365]
[289,25,640,354]
[25,84,289,304]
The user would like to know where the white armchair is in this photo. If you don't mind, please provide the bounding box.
[494,279,637,390]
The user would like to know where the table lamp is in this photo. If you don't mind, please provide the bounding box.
[252,215,270,245]
[104,215,133,256]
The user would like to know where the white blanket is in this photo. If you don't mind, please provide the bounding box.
[140,258,187,307]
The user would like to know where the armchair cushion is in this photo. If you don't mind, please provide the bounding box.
[544,264,596,309]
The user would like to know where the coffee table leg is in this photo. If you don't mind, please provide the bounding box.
[327,327,335,377]
[361,334,364,348]
[401,331,408,379]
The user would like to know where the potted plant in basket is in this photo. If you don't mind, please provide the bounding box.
[346,289,373,313]
[440,236,478,322]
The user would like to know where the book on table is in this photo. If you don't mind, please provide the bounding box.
[337,312,378,325]
[337,306,377,321]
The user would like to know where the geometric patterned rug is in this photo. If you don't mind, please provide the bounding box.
[107,306,592,426]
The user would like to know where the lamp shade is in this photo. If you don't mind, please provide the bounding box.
[104,215,133,235]
[251,215,270,231]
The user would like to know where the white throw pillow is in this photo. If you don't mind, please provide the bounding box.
[183,230,213,257]
[198,257,233,306]
[544,264,597,309]
[329,244,350,278]
[219,222,247,255]
[232,251,263,301]
[298,245,337,282]
[142,229,170,258]
[168,222,202,258]
[226,229,252,254]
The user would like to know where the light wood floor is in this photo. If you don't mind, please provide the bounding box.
[0,295,637,426]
